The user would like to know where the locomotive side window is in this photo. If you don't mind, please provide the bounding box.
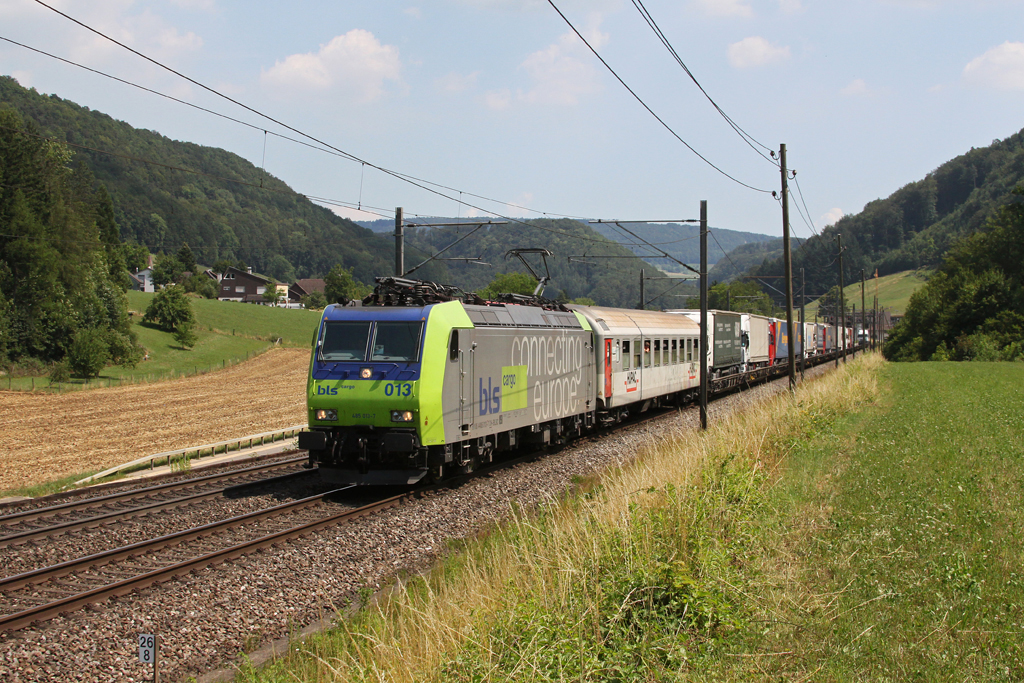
[622,340,630,370]
[371,322,423,362]
[321,321,371,361]
[449,330,459,362]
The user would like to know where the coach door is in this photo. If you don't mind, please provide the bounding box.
[604,339,613,400]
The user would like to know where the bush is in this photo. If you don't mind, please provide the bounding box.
[301,290,327,310]
[67,327,110,378]
[183,273,217,299]
[48,360,70,384]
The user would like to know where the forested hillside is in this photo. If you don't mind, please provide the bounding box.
[751,128,1024,298]
[0,76,391,284]
[708,237,803,283]
[885,186,1024,361]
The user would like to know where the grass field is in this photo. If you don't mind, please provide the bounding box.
[805,268,930,318]
[238,358,1024,682]
[0,293,322,391]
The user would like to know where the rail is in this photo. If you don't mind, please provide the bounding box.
[72,424,308,487]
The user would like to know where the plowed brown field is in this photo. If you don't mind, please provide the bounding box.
[0,348,309,491]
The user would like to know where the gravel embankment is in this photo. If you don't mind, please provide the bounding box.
[0,363,836,682]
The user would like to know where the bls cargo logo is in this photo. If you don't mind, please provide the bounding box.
[479,365,527,415]
[316,385,338,395]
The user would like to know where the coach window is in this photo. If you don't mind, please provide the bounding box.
[686,338,693,362]
[449,330,459,361]
[653,339,661,367]
[634,338,642,369]
[643,339,651,367]
[671,339,677,364]
[663,339,669,365]
[622,340,630,370]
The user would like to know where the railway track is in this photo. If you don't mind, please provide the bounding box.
[0,456,311,546]
[0,485,401,632]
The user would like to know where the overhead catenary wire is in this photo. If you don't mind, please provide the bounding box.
[20,5,606,229]
[544,0,773,194]
[628,0,778,166]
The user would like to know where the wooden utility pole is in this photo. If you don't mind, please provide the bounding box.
[860,269,867,353]
[699,200,708,431]
[394,207,404,276]
[835,233,847,365]
[780,144,796,393]
[639,268,645,310]
[800,267,806,381]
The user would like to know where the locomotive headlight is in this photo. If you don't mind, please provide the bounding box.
[391,410,414,422]
[359,367,373,379]
[315,409,337,421]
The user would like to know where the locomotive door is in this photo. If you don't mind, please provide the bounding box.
[458,333,473,434]
[604,339,613,399]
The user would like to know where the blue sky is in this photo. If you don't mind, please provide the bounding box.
[2,0,1023,241]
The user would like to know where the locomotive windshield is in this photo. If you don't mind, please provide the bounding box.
[319,320,423,362]
[370,322,423,362]
[321,321,371,361]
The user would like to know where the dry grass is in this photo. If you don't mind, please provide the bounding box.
[0,348,309,491]
[244,354,884,683]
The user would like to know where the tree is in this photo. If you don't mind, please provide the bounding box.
[151,253,185,287]
[183,273,217,299]
[478,272,539,299]
[143,285,195,332]
[211,259,234,276]
[262,284,282,306]
[325,265,363,304]
[302,290,327,310]
[176,243,197,274]
[67,327,110,379]
[173,320,198,349]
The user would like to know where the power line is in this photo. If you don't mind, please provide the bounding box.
[629,0,777,166]
[544,0,773,194]
[24,3,608,228]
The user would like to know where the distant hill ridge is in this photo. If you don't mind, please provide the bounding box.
[750,127,1024,298]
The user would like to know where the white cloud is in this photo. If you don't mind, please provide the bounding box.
[727,36,790,68]
[820,208,843,227]
[517,30,604,105]
[485,88,512,110]
[694,0,753,18]
[260,30,401,103]
[436,70,480,93]
[963,41,1024,91]
[840,78,869,96]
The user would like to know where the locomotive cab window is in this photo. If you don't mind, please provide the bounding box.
[320,321,371,361]
[449,330,459,362]
[371,322,423,362]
